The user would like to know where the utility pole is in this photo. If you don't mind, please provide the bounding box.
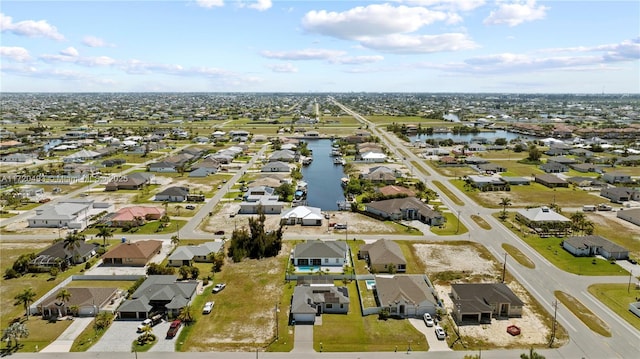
[550,299,558,347]
[629,270,634,293]
[456,209,461,234]
[275,302,279,340]
[502,253,508,283]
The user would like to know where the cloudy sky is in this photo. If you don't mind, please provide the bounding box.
[1,0,638,93]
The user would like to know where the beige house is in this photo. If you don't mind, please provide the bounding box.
[102,240,162,266]
[358,239,406,273]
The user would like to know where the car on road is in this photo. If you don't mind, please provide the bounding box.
[185,205,196,210]
[212,283,226,293]
[166,320,181,339]
[214,230,225,235]
[38,198,51,203]
[202,301,214,314]
[434,326,446,340]
[628,258,638,265]
[423,313,434,327]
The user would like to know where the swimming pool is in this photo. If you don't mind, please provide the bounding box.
[297,266,320,273]
[365,279,376,290]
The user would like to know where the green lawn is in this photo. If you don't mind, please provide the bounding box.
[432,180,464,206]
[555,291,611,337]
[471,214,492,230]
[494,213,628,276]
[430,212,468,235]
[82,220,187,236]
[588,283,640,331]
[12,318,74,352]
[502,243,535,269]
[313,282,428,352]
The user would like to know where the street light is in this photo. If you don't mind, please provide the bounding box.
[502,252,508,283]
[629,270,634,293]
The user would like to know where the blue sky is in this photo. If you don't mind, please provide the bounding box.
[1,0,638,93]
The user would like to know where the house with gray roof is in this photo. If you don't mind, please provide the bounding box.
[29,241,99,272]
[515,206,571,235]
[168,241,223,267]
[63,149,102,163]
[562,235,628,260]
[600,187,640,203]
[292,240,349,267]
[116,275,198,319]
[540,162,568,173]
[269,149,296,162]
[365,197,444,226]
[360,166,399,184]
[290,285,349,324]
[602,172,633,184]
[535,173,568,188]
[1,153,34,162]
[28,199,113,230]
[467,175,508,191]
[105,172,154,191]
[617,208,640,227]
[155,186,190,202]
[358,239,406,273]
[451,283,524,324]
[374,275,439,318]
[261,161,291,173]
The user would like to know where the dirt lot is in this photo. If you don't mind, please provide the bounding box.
[201,206,400,236]
[414,243,555,348]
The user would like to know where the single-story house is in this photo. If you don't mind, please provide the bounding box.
[376,185,415,197]
[1,153,34,162]
[155,186,190,202]
[117,275,198,319]
[365,197,445,226]
[602,172,633,184]
[239,197,284,215]
[269,149,296,162]
[600,187,640,204]
[290,284,350,324]
[630,302,640,318]
[617,208,640,227]
[37,287,119,318]
[103,206,165,227]
[360,166,400,184]
[101,240,162,266]
[63,149,102,163]
[18,186,45,200]
[358,239,406,273]
[105,172,154,191]
[478,163,507,173]
[547,156,578,165]
[562,235,629,260]
[451,283,524,324]
[515,206,571,234]
[374,275,439,318]
[261,161,291,173]
[168,241,223,267]
[464,156,489,165]
[292,240,349,267]
[280,206,323,226]
[28,200,113,230]
[29,241,99,272]
[540,162,568,173]
[535,173,569,188]
[569,163,600,173]
[467,175,509,191]
[500,176,531,186]
[360,152,387,163]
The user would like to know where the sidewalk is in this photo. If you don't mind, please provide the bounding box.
[40,317,94,353]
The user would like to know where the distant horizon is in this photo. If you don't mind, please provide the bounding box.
[2,91,639,96]
[1,1,638,93]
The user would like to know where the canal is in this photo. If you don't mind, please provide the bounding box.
[300,139,346,210]
[411,129,537,143]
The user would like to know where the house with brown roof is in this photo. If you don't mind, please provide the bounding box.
[102,240,162,266]
[374,275,439,318]
[103,206,165,227]
[358,239,406,273]
[105,172,154,191]
[451,283,524,324]
[37,287,119,318]
[535,173,568,188]
[376,185,415,197]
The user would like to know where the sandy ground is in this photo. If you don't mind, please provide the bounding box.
[202,206,400,236]
[414,244,554,347]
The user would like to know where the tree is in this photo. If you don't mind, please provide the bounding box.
[140,323,154,342]
[171,235,180,247]
[527,145,542,162]
[1,322,29,348]
[174,205,182,216]
[63,231,85,253]
[56,289,72,317]
[520,347,545,359]
[177,304,194,324]
[178,265,191,280]
[499,197,512,219]
[227,206,283,262]
[96,227,114,248]
[14,288,37,319]
[94,311,114,331]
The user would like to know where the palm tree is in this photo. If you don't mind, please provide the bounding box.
[96,227,114,248]
[520,347,545,359]
[177,304,194,325]
[14,288,36,319]
[174,205,182,216]
[499,197,512,218]
[140,324,153,342]
[63,232,86,264]
[171,235,180,247]
[56,289,72,317]
[570,211,586,234]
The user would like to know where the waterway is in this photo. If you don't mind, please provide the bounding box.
[411,129,537,144]
[300,139,346,210]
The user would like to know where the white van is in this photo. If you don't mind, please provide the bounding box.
[583,205,596,212]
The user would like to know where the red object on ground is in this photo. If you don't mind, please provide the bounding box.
[507,325,521,336]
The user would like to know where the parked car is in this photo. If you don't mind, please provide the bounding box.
[214,230,225,235]
[434,326,446,340]
[212,283,226,293]
[628,258,638,265]
[38,198,51,203]
[202,301,214,314]
[166,320,181,339]
[334,223,347,229]
[137,314,162,332]
[423,313,434,327]
[185,205,196,210]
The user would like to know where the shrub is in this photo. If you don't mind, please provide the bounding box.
[4,268,19,279]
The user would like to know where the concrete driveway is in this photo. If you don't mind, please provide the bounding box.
[148,320,180,352]
[408,318,452,352]
[88,319,178,353]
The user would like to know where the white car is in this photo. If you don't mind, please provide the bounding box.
[423,313,434,327]
[202,301,214,314]
[137,319,152,332]
[434,326,446,340]
[212,283,226,293]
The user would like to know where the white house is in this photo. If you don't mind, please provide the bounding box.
[28,199,113,230]
[280,206,323,226]
[292,240,349,267]
[361,152,387,163]
[167,241,224,267]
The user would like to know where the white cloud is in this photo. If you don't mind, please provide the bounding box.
[302,4,453,40]
[0,46,31,62]
[360,33,478,54]
[330,55,384,65]
[266,63,298,73]
[484,0,548,27]
[0,13,64,40]
[82,36,114,48]
[60,47,79,57]
[245,0,272,11]
[196,0,224,9]
[260,48,346,61]
[402,0,486,12]
[537,37,640,62]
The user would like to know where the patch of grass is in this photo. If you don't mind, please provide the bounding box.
[0,211,17,218]
[131,336,157,352]
[588,283,640,331]
[430,212,468,235]
[426,162,476,178]
[502,243,535,269]
[313,282,428,352]
[347,240,369,275]
[16,318,74,352]
[432,180,464,206]
[82,220,187,236]
[70,320,107,352]
[471,214,491,230]
[555,291,611,337]
[399,241,427,275]
[494,213,628,276]
[356,280,378,308]
[409,160,431,176]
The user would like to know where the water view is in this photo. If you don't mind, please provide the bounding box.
[411,129,537,144]
[300,139,346,210]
